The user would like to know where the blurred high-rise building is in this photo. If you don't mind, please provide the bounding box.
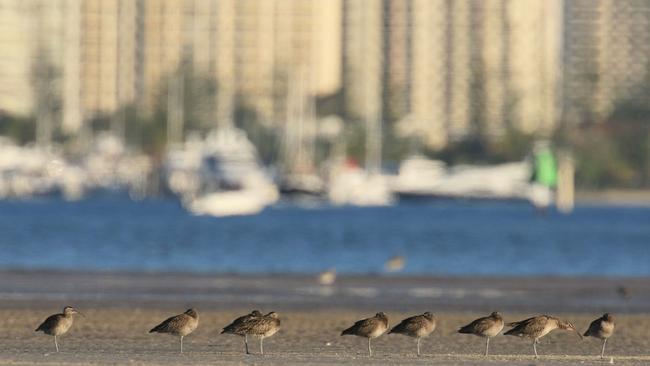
[563,0,650,123]
[382,0,563,149]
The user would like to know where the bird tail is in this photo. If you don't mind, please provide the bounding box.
[341,326,355,336]
[149,324,162,333]
[503,328,518,336]
[582,330,590,337]
[457,324,473,334]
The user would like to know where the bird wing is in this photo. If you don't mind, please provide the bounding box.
[390,315,427,335]
[505,316,547,337]
[342,317,379,336]
[244,316,280,336]
[583,318,602,337]
[35,314,62,332]
[221,314,255,334]
[150,314,187,334]
[459,316,492,334]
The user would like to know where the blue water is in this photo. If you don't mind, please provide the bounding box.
[0,196,649,276]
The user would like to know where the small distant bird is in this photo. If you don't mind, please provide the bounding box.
[341,312,389,357]
[617,285,630,300]
[584,313,615,358]
[318,268,337,285]
[389,312,436,356]
[35,306,84,352]
[385,255,405,272]
[458,311,504,356]
[239,311,281,355]
[221,310,263,354]
[504,315,582,358]
[149,308,199,353]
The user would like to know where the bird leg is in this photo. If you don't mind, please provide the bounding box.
[533,338,538,358]
[54,335,59,352]
[180,336,183,354]
[368,338,372,357]
[260,336,264,355]
[485,337,490,357]
[417,337,421,356]
[601,338,607,359]
[244,334,249,354]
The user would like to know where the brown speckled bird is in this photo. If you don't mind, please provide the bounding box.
[35,306,84,352]
[341,312,389,357]
[584,313,615,358]
[504,315,582,358]
[221,310,263,354]
[389,312,436,356]
[458,311,504,356]
[239,311,281,355]
[149,308,199,353]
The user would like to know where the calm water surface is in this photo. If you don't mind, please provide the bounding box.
[1,196,649,276]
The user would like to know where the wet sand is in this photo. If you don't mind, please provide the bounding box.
[0,270,649,365]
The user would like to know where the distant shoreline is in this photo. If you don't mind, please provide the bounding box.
[576,189,650,206]
[1,269,648,314]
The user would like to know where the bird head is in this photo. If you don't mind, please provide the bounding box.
[266,311,279,319]
[375,312,388,321]
[185,308,198,319]
[251,310,263,317]
[63,306,84,317]
[422,312,435,320]
[558,319,582,339]
[603,313,614,322]
[490,311,502,319]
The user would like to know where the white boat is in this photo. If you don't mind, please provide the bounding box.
[327,160,394,206]
[391,155,532,200]
[167,127,279,217]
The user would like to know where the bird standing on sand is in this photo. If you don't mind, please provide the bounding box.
[389,312,436,356]
[458,311,504,356]
[504,315,582,358]
[221,310,263,354]
[238,311,281,355]
[341,312,389,357]
[35,306,84,352]
[583,313,615,358]
[149,308,199,353]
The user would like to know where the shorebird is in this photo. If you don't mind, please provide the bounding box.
[318,268,337,285]
[389,312,436,356]
[504,315,582,358]
[583,313,615,358]
[221,310,263,354]
[35,306,84,352]
[458,311,504,356]
[384,255,405,272]
[149,308,199,353]
[239,311,281,355]
[341,312,389,357]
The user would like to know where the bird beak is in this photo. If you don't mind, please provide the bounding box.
[76,310,85,318]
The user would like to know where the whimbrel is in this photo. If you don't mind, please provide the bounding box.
[238,311,281,355]
[389,312,436,356]
[35,306,83,352]
[341,312,389,357]
[504,315,582,358]
[584,313,615,358]
[221,310,263,354]
[149,308,199,353]
[458,311,504,356]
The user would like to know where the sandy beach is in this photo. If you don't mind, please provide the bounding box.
[0,270,649,365]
